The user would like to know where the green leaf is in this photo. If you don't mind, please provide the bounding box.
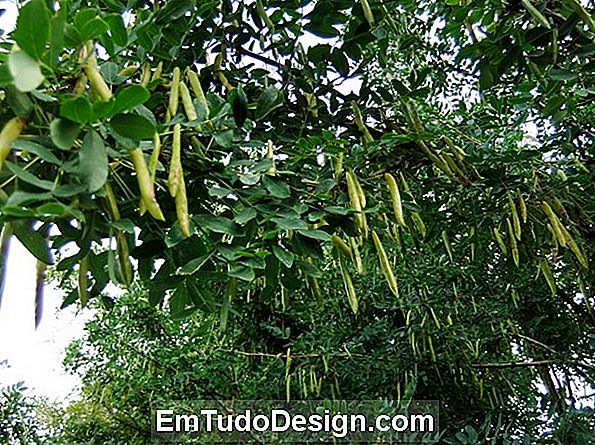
[213,129,234,148]
[272,217,308,231]
[232,85,248,128]
[192,214,245,236]
[272,245,294,268]
[3,161,55,190]
[177,252,214,275]
[8,49,45,92]
[255,86,280,120]
[110,113,156,140]
[12,0,51,60]
[549,69,576,81]
[542,95,566,116]
[297,229,331,241]
[74,9,109,41]
[11,140,61,165]
[112,85,150,115]
[52,183,87,198]
[79,131,108,193]
[263,176,291,198]
[110,219,136,233]
[104,13,128,46]
[50,118,81,150]
[234,208,257,225]
[60,96,93,124]
[6,190,52,206]
[11,220,53,265]
[36,202,68,216]
[228,265,255,282]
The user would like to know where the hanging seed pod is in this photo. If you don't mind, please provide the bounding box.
[187,68,210,116]
[168,67,181,117]
[493,227,507,255]
[360,0,375,26]
[346,171,368,238]
[540,259,556,296]
[140,62,151,87]
[168,123,182,197]
[351,101,374,144]
[308,276,323,305]
[104,183,133,285]
[353,173,367,208]
[129,148,165,220]
[334,152,344,182]
[176,175,191,237]
[331,234,352,258]
[148,132,162,180]
[385,173,406,227]
[0,117,27,171]
[518,192,527,223]
[442,230,454,262]
[256,0,276,32]
[561,227,588,269]
[339,256,358,314]
[508,192,522,240]
[371,229,399,298]
[542,201,566,247]
[507,218,520,267]
[411,212,426,238]
[349,237,364,275]
[151,61,163,82]
[84,43,112,100]
[179,80,198,122]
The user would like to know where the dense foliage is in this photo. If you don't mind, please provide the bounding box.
[0,0,594,443]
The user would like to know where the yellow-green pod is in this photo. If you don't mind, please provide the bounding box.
[179,80,198,122]
[349,237,364,275]
[371,229,399,298]
[331,234,352,258]
[542,201,566,247]
[507,218,519,267]
[84,47,112,101]
[351,101,374,144]
[518,192,527,223]
[176,175,191,237]
[360,0,375,27]
[256,0,275,32]
[540,259,556,296]
[411,212,426,238]
[117,64,139,77]
[0,117,27,171]
[353,173,367,208]
[168,67,181,117]
[385,173,406,227]
[168,123,182,197]
[339,255,358,314]
[308,276,323,305]
[151,61,163,82]
[129,148,165,221]
[508,192,521,240]
[521,0,551,29]
[140,62,151,87]
[334,152,344,182]
[148,132,162,180]
[561,227,588,269]
[187,69,210,116]
[442,230,454,262]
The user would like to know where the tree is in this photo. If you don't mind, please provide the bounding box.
[0,0,594,443]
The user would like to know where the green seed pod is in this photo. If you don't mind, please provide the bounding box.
[508,191,521,240]
[385,173,406,227]
[442,230,454,262]
[169,123,182,197]
[331,234,352,258]
[339,255,358,314]
[0,117,27,171]
[179,80,198,122]
[129,148,165,221]
[360,0,375,27]
[507,218,519,267]
[168,67,181,117]
[540,259,556,296]
[371,229,399,298]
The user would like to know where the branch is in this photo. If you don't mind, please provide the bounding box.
[472,359,595,372]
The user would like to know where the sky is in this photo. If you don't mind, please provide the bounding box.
[0,0,87,402]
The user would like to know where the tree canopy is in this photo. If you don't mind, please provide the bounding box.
[0,0,594,443]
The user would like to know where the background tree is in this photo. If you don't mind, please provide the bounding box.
[0,0,593,444]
